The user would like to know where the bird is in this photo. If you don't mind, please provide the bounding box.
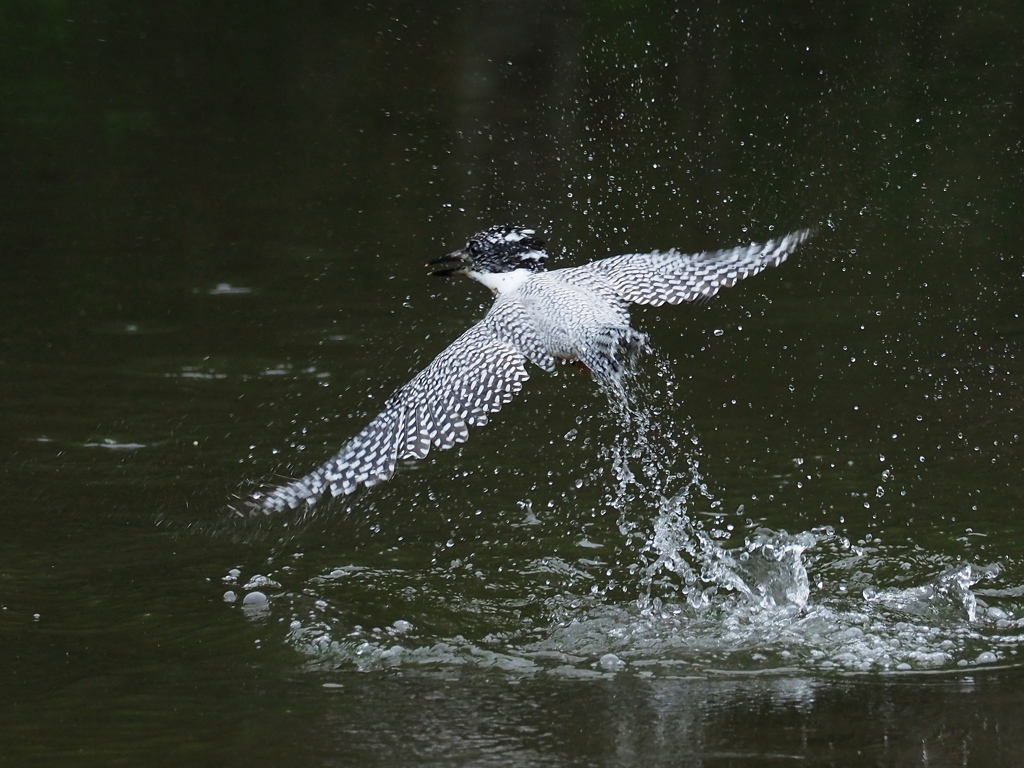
[250,225,813,513]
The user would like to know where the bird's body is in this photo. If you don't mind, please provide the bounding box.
[507,270,637,372]
[251,226,813,513]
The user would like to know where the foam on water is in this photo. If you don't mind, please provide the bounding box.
[227,357,1024,675]
[261,531,1021,675]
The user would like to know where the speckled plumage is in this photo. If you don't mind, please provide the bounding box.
[251,225,813,513]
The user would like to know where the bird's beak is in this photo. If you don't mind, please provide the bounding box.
[428,248,472,277]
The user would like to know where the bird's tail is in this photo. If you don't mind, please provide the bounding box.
[581,326,649,385]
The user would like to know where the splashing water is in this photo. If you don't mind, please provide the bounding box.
[599,356,816,614]
[227,355,1024,675]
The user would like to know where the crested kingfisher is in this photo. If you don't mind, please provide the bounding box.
[251,225,813,512]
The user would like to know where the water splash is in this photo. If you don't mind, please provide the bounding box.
[597,356,817,615]
[862,562,996,624]
[599,356,717,598]
[227,356,1024,675]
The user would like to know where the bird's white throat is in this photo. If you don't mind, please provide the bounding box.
[469,267,535,294]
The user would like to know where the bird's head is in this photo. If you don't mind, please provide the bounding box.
[429,226,548,283]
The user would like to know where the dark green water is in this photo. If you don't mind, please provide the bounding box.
[3,2,1024,765]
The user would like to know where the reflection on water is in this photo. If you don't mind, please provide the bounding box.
[227,359,1023,677]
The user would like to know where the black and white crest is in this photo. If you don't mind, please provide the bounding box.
[465,225,548,274]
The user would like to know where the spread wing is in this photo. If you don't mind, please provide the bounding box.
[580,229,813,306]
[251,312,537,513]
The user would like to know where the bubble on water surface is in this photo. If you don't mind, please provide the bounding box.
[243,574,281,591]
[599,653,626,671]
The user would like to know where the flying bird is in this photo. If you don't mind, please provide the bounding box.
[251,225,812,512]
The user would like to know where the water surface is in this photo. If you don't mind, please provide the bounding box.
[3,1,1023,765]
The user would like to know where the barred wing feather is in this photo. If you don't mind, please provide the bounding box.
[586,229,813,306]
[252,317,532,513]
